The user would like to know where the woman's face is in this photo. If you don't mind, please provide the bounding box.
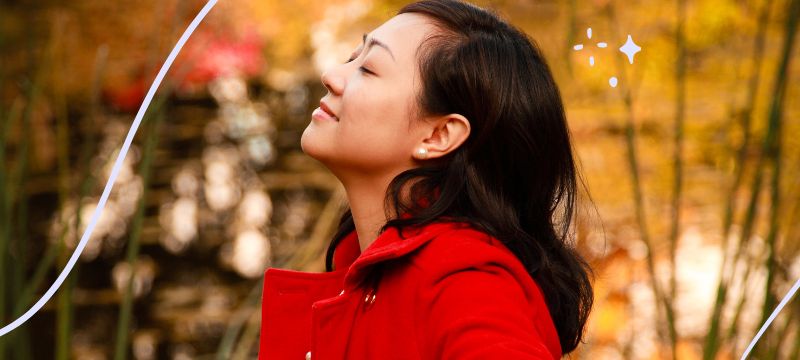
[301,13,438,183]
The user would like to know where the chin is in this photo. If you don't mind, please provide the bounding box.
[299,131,317,157]
[300,130,332,163]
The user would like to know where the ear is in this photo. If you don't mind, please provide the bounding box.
[413,113,471,161]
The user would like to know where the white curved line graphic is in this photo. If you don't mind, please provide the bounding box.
[0,0,218,337]
[740,277,800,359]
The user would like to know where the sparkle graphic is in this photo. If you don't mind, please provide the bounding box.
[573,27,642,88]
[619,34,642,64]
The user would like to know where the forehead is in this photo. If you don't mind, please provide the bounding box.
[368,13,437,59]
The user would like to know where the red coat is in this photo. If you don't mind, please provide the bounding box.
[258,220,562,359]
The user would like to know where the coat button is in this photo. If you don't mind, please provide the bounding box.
[305,351,311,360]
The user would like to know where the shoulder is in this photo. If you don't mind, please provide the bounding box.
[405,221,562,359]
[407,221,544,307]
[408,222,529,286]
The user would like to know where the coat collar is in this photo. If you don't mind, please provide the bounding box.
[332,219,471,288]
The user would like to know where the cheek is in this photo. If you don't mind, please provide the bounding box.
[341,114,409,157]
[338,99,416,164]
[303,76,420,173]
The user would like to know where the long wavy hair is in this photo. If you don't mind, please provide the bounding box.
[323,0,594,354]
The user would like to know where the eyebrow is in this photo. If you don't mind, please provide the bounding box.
[361,33,396,62]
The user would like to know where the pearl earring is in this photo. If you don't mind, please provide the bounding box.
[416,148,428,159]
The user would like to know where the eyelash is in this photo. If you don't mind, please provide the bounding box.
[344,56,375,75]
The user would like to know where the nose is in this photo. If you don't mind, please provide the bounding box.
[321,67,344,96]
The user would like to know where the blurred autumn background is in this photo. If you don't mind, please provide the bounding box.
[0,0,799,358]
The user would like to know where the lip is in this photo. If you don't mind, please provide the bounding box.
[319,100,339,121]
[312,107,338,122]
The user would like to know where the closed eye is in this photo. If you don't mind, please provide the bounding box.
[344,56,375,76]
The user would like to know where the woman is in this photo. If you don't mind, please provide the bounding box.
[259,0,594,359]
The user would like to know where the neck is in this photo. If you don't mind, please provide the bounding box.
[342,175,397,252]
